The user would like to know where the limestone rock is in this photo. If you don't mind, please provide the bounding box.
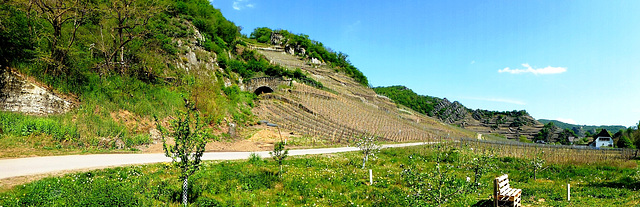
[311,57,321,65]
[286,45,295,55]
[0,69,75,115]
[270,32,284,45]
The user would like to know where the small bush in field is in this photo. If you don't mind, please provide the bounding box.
[403,145,471,206]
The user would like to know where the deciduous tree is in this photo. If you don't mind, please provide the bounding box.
[155,100,210,206]
[356,134,380,169]
[32,0,90,74]
[95,0,158,75]
[270,140,289,178]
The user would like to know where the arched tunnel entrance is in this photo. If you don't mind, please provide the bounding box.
[254,86,274,95]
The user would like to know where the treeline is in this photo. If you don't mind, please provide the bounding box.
[249,27,369,86]
[533,122,640,149]
[372,85,442,116]
[538,119,627,137]
[0,0,240,92]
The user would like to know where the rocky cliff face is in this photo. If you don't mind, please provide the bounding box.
[0,69,75,115]
[430,98,543,139]
[432,98,467,124]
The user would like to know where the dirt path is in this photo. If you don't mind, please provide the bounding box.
[0,142,431,187]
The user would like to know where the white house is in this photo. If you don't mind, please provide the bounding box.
[589,129,614,148]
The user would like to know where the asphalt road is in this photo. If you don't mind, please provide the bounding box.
[0,142,430,179]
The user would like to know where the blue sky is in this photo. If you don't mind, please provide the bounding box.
[213,0,640,127]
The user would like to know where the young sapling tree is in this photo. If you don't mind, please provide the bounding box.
[270,140,289,178]
[532,151,546,180]
[466,147,495,186]
[356,134,381,169]
[155,101,211,206]
[403,144,471,206]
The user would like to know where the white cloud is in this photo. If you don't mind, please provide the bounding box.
[556,118,577,125]
[461,97,526,105]
[232,0,254,10]
[498,63,567,75]
[470,60,475,64]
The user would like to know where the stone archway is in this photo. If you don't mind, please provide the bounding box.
[254,86,274,95]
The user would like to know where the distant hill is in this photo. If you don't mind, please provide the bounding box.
[538,119,627,137]
[373,86,543,140]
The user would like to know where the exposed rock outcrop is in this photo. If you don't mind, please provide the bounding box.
[270,32,284,45]
[432,98,467,124]
[0,69,76,115]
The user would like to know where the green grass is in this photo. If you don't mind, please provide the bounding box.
[1,145,638,206]
[0,73,186,157]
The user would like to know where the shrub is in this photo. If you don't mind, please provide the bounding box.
[270,141,289,178]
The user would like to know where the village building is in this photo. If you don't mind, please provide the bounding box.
[589,129,614,148]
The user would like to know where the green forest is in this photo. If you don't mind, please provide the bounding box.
[373,85,442,116]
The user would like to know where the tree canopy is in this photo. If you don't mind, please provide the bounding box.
[248,27,369,86]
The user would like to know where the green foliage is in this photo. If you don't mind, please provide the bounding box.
[155,100,213,205]
[156,102,211,180]
[250,27,272,43]
[373,85,441,115]
[219,54,324,88]
[402,145,471,206]
[168,0,238,45]
[534,122,557,143]
[0,4,35,67]
[538,119,627,136]
[557,128,577,145]
[2,145,640,206]
[355,135,380,169]
[0,0,253,155]
[375,85,532,126]
[248,153,263,165]
[519,135,532,143]
[270,141,289,178]
[466,148,496,184]
[531,151,546,180]
[0,112,79,142]
[617,135,636,149]
[248,28,369,86]
[220,85,256,124]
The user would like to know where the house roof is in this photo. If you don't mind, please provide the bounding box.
[595,129,611,138]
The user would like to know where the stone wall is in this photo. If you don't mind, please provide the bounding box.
[0,69,75,115]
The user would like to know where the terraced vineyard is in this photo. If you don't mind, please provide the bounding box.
[252,49,475,143]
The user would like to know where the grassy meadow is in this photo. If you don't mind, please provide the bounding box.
[1,144,639,206]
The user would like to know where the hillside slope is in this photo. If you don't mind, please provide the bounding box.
[1,0,479,158]
[374,86,543,139]
[249,48,475,142]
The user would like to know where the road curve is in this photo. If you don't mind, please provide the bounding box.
[0,142,431,180]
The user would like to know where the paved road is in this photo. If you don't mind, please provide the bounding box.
[0,142,430,179]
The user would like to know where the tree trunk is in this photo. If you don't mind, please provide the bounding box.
[362,153,368,169]
[182,177,188,206]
